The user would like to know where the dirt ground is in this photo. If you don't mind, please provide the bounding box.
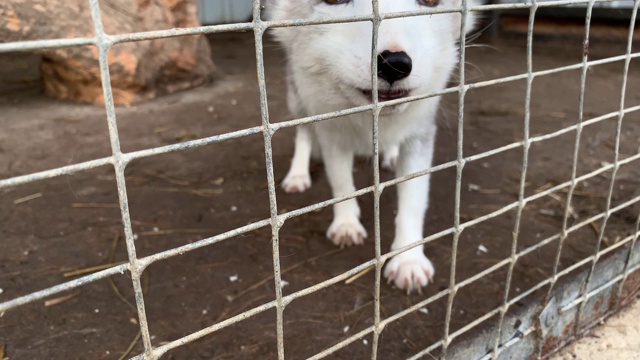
[1,21,640,360]
[551,299,640,360]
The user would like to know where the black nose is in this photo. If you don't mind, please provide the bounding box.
[377,50,412,85]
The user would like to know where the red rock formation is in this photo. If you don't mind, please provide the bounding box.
[0,0,215,105]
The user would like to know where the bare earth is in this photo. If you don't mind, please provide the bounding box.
[551,299,640,360]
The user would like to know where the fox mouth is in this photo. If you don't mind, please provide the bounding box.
[361,89,410,102]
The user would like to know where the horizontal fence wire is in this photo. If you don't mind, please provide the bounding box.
[441,0,471,356]
[0,0,639,359]
[571,0,639,350]
[2,55,640,190]
[0,0,627,55]
[491,1,539,355]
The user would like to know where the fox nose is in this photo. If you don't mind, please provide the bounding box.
[377,50,412,85]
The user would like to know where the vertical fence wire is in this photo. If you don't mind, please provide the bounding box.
[534,4,600,356]
[616,210,640,306]
[546,0,596,307]
[573,0,640,334]
[534,3,598,358]
[490,1,539,357]
[369,0,384,359]
[441,1,469,357]
[87,0,154,357]
[615,0,640,299]
[251,1,287,358]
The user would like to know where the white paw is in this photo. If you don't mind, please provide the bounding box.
[384,251,434,294]
[326,217,367,248]
[381,151,398,172]
[282,173,311,193]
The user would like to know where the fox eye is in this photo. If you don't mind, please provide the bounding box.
[323,0,351,4]
[417,0,439,6]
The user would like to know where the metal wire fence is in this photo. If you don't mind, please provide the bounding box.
[1,0,639,359]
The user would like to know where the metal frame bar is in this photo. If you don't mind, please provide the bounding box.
[1,0,639,359]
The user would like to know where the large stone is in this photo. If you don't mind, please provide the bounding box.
[0,0,215,105]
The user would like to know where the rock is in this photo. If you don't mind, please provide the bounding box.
[0,0,215,105]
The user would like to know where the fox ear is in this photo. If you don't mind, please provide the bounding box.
[264,0,301,44]
[453,0,480,39]
[465,0,482,35]
[262,0,282,21]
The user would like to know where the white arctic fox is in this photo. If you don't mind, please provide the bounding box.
[267,0,477,292]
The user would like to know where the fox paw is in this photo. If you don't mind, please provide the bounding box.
[282,173,311,193]
[384,251,434,294]
[327,217,367,248]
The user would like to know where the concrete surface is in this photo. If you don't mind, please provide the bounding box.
[551,298,640,360]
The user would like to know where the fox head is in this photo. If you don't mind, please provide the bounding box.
[266,0,478,108]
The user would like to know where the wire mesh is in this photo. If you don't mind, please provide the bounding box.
[0,0,639,359]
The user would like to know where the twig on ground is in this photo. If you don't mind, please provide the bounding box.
[44,292,80,307]
[142,270,150,295]
[144,186,223,197]
[117,331,141,360]
[144,170,191,186]
[138,228,216,236]
[196,259,233,269]
[590,221,601,237]
[104,234,137,312]
[13,192,42,205]
[228,248,342,302]
[108,277,136,313]
[108,233,120,263]
[63,262,127,278]
[71,203,120,208]
[345,265,374,285]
